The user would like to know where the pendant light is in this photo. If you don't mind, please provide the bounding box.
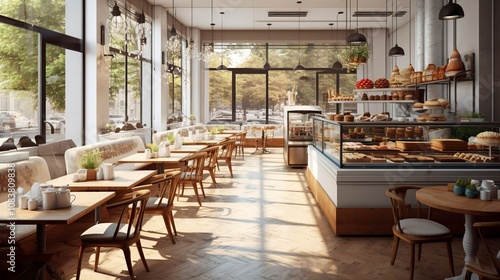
[108,1,124,31]
[389,0,405,57]
[167,0,182,50]
[293,1,305,71]
[332,11,344,70]
[216,11,228,70]
[439,0,464,20]
[347,0,367,44]
[263,23,272,70]
[186,0,197,58]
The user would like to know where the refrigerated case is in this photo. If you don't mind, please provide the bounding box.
[283,105,323,166]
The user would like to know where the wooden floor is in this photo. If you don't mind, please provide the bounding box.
[47,148,468,280]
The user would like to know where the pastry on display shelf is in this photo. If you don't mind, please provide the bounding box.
[446,48,465,77]
[374,78,390,88]
[423,64,436,82]
[476,131,500,140]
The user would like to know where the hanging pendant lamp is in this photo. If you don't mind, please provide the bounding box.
[216,11,228,70]
[332,11,344,70]
[263,23,272,69]
[347,0,367,44]
[293,1,305,71]
[439,0,464,20]
[389,0,405,57]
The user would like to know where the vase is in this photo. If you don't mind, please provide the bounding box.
[465,189,478,198]
[452,185,466,196]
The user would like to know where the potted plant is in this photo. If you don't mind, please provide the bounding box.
[208,127,218,140]
[465,182,478,198]
[146,143,159,158]
[338,45,370,70]
[453,178,470,196]
[79,149,103,180]
[189,114,196,125]
[461,112,485,122]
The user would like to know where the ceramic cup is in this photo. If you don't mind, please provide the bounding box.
[18,195,28,209]
[28,199,38,210]
[481,179,495,188]
[480,189,491,201]
[42,189,57,210]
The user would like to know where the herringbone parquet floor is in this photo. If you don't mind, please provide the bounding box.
[48,148,467,280]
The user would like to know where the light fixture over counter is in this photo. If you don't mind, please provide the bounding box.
[347,0,367,44]
[293,1,305,71]
[439,0,464,20]
[216,11,228,70]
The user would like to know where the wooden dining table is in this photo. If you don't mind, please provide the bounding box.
[170,144,207,153]
[0,191,115,254]
[416,186,500,280]
[117,152,192,173]
[47,170,156,192]
[181,134,233,146]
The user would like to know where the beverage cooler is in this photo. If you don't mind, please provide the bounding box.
[283,105,323,166]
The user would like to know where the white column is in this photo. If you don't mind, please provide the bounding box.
[84,0,110,144]
[152,5,168,132]
[415,0,425,71]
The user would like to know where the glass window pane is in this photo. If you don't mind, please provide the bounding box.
[45,44,66,142]
[0,23,38,142]
[0,0,83,37]
[109,55,126,128]
[208,71,232,124]
[127,58,141,124]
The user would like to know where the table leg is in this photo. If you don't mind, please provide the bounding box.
[445,214,479,280]
[157,163,164,174]
[36,224,47,280]
[251,131,262,154]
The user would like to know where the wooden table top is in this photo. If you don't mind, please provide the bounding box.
[170,145,207,153]
[0,191,115,225]
[117,152,192,164]
[181,136,229,146]
[47,170,156,191]
[416,186,500,216]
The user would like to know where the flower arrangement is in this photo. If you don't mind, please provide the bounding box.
[455,178,471,188]
[79,149,103,170]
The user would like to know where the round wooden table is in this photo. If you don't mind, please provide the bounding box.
[416,186,500,280]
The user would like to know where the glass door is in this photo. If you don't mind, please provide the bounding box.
[233,71,268,124]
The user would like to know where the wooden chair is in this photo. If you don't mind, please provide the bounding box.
[133,170,181,244]
[178,151,207,206]
[465,221,500,280]
[386,186,455,280]
[76,189,151,280]
[217,139,236,177]
[233,131,247,158]
[202,146,220,186]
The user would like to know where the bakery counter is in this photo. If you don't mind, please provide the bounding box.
[312,117,500,169]
[308,117,500,235]
[306,145,500,236]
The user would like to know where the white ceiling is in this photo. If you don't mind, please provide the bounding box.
[150,0,414,32]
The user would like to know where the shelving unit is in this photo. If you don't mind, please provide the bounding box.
[405,69,475,113]
[328,87,416,118]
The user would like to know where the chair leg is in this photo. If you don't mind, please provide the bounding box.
[94,246,101,272]
[192,182,202,206]
[208,168,217,185]
[225,158,233,177]
[162,212,176,244]
[410,244,415,280]
[76,245,85,280]
[136,240,150,272]
[122,246,135,279]
[199,180,206,198]
[169,209,177,235]
[464,269,473,280]
[390,235,399,265]
[417,243,422,260]
[446,241,455,276]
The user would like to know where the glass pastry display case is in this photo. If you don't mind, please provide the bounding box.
[312,116,500,168]
[283,105,323,166]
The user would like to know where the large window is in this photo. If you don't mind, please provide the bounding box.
[107,0,151,129]
[0,1,83,143]
[208,44,355,125]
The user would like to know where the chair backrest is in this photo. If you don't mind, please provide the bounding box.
[218,139,236,159]
[106,188,150,240]
[142,170,180,209]
[202,146,220,168]
[386,186,426,233]
[180,151,207,182]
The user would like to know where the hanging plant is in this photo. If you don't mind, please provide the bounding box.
[338,45,370,71]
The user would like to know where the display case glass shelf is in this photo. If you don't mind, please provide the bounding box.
[312,116,500,169]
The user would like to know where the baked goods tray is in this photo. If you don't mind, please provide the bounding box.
[473,138,500,146]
